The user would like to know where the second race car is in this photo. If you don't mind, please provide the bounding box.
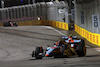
[3,21,18,27]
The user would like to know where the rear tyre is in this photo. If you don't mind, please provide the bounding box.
[76,40,86,57]
[3,24,6,27]
[3,23,6,27]
[13,23,17,26]
[35,47,43,59]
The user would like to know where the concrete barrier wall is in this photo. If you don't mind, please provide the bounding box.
[41,20,69,30]
[16,20,69,30]
[75,0,100,46]
[75,24,100,46]
[0,20,42,26]
[16,20,42,26]
[75,0,100,33]
[0,23,3,26]
[0,20,69,31]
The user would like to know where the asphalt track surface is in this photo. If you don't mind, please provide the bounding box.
[0,26,100,67]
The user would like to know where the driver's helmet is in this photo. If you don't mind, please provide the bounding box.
[69,34,72,37]
[68,34,72,39]
[54,42,59,46]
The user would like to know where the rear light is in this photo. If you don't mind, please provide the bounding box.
[45,54,49,57]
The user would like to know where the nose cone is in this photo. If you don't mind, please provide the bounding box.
[45,54,49,57]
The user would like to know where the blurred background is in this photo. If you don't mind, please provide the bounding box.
[0,0,74,9]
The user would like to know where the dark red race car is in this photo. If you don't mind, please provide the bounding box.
[3,21,17,27]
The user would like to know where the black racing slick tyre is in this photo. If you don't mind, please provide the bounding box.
[32,51,34,57]
[3,23,6,27]
[60,45,70,57]
[61,46,66,55]
[14,23,18,26]
[76,40,86,57]
[35,47,43,59]
[3,24,6,27]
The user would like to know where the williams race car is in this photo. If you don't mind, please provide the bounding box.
[3,21,17,27]
[32,36,86,59]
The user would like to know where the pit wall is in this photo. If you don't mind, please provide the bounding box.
[0,20,69,31]
[75,24,100,46]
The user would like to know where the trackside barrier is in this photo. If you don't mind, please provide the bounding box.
[75,24,100,46]
[15,20,42,26]
[41,20,49,25]
[0,20,69,31]
[0,20,42,26]
[0,23,3,26]
[17,20,69,30]
[41,20,69,31]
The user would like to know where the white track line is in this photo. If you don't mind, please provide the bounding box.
[46,26,66,36]
[47,26,91,48]
[95,48,100,52]
[86,45,90,48]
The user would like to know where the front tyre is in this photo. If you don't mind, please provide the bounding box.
[32,51,34,57]
[13,23,17,26]
[35,47,43,59]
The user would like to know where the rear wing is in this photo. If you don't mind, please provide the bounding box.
[62,36,77,39]
[65,39,81,43]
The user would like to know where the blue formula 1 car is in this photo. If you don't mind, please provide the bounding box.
[32,36,86,59]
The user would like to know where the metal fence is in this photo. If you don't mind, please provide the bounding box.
[0,1,68,24]
[0,4,38,23]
